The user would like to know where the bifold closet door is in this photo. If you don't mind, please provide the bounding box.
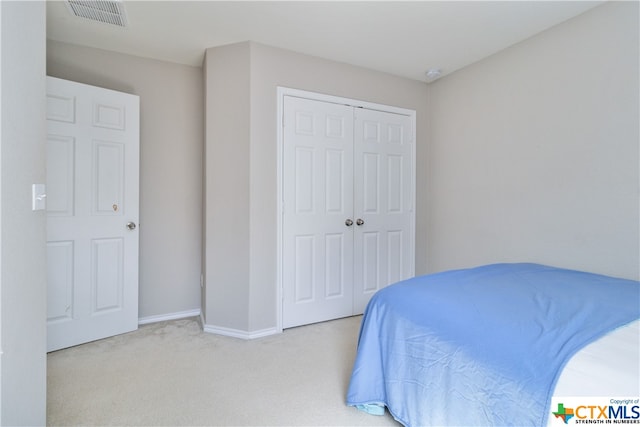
[282,96,355,328]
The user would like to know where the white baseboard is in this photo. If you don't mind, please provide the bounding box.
[140,310,279,339]
[138,309,201,325]
[202,323,279,340]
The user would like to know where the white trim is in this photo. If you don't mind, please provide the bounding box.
[276,87,285,335]
[203,324,279,340]
[276,87,417,333]
[278,87,415,116]
[138,309,201,325]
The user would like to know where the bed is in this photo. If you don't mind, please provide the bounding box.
[346,263,640,426]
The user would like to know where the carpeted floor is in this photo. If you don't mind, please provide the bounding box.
[47,315,400,426]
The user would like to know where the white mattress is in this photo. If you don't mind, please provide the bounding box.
[553,319,640,396]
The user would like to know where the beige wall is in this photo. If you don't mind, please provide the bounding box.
[204,42,429,333]
[47,41,204,318]
[427,2,639,280]
[0,1,47,424]
[203,42,251,331]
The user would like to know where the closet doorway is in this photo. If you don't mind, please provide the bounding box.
[278,88,416,329]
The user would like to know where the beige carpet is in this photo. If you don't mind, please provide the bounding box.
[47,316,400,426]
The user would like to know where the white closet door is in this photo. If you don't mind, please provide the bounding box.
[353,108,414,313]
[282,96,355,328]
[281,92,415,329]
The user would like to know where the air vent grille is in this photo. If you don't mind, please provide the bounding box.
[65,0,128,27]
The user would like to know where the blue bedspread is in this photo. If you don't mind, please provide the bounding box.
[346,263,640,426]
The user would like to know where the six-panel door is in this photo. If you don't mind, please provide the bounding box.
[46,77,140,352]
[282,97,355,328]
[353,108,414,314]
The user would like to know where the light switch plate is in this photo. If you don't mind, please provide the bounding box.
[32,184,46,211]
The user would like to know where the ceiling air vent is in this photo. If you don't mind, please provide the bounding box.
[64,0,128,27]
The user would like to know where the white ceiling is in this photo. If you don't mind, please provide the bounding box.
[47,1,604,82]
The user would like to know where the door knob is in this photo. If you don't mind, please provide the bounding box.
[345,219,353,227]
[126,222,137,230]
[356,218,364,226]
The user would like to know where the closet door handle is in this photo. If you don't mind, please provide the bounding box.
[356,218,364,226]
[345,219,353,227]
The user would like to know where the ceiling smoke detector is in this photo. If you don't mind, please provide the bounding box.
[64,0,128,27]
[425,69,442,82]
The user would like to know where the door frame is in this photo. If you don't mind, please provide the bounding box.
[276,87,416,333]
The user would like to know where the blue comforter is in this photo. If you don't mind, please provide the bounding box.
[346,263,640,426]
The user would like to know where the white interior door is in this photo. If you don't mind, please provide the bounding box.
[353,108,414,313]
[46,76,140,352]
[281,93,415,329]
[282,96,355,328]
